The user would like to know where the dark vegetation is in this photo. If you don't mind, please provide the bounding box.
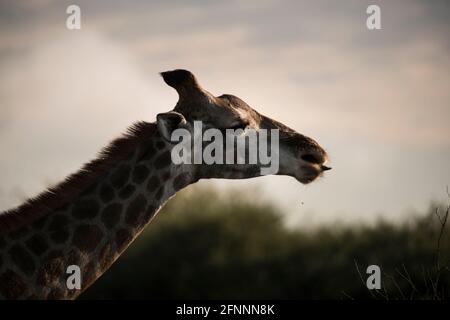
[82,187,450,300]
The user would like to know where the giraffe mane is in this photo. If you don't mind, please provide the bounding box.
[0,121,157,233]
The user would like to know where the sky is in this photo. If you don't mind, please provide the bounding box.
[0,0,449,226]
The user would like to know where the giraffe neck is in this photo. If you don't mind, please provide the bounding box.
[0,122,194,299]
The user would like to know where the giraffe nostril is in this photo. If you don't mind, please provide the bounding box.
[301,153,323,165]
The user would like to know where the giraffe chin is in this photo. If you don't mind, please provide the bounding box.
[295,164,324,184]
[296,175,320,184]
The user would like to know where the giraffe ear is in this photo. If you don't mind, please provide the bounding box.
[157,111,187,142]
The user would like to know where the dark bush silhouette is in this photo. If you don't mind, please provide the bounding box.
[82,187,450,299]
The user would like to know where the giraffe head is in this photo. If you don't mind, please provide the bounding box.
[157,69,330,184]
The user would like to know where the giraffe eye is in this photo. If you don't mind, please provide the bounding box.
[229,121,248,131]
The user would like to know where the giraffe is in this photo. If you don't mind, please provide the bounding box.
[0,69,330,299]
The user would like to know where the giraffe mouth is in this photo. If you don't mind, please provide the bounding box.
[297,163,331,184]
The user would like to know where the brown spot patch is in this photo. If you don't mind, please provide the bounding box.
[25,234,48,256]
[110,164,131,189]
[155,140,166,150]
[66,249,82,266]
[139,204,157,228]
[0,236,6,249]
[48,214,69,231]
[72,198,100,220]
[132,165,150,184]
[173,173,190,191]
[37,250,65,287]
[83,260,97,287]
[162,171,170,181]
[99,244,114,271]
[81,182,98,196]
[146,176,160,193]
[101,203,123,229]
[47,288,65,300]
[0,269,26,299]
[137,142,157,162]
[9,226,30,240]
[115,229,132,252]
[50,228,69,244]
[99,183,115,203]
[118,184,136,199]
[47,214,70,244]
[72,224,103,253]
[9,244,35,274]
[32,216,48,231]
[125,194,147,226]
[155,187,164,201]
[154,150,171,170]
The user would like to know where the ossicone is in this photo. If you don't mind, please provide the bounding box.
[160,69,197,89]
[160,69,209,103]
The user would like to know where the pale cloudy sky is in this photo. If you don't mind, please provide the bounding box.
[0,0,449,226]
